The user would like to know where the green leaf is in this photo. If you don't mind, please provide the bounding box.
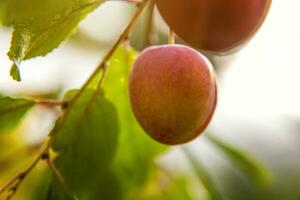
[48,89,120,200]
[0,96,34,134]
[103,45,168,194]
[10,63,21,81]
[5,0,104,63]
[206,134,271,187]
[182,147,225,200]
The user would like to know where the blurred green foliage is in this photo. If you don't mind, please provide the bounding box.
[206,135,271,187]
[182,147,225,200]
[104,46,167,197]
[0,96,34,134]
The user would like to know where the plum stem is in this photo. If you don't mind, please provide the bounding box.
[168,28,175,44]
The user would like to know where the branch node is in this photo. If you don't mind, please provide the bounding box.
[41,152,49,160]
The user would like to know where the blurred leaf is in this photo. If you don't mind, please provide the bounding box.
[182,147,225,200]
[30,169,52,200]
[3,0,104,63]
[138,177,197,200]
[10,63,21,81]
[206,134,271,187]
[163,178,196,200]
[0,96,34,134]
[103,45,167,194]
[48,89,120,200]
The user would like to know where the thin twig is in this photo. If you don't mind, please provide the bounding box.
[45,156,64,184]
[96,63,108,91]
[5,177,23,200]
[94,0,149,92]
[65,0,150,106]
[0,142,50,199]
[35,99,68,107]
[45,153,77,200]
[0,172,25,195]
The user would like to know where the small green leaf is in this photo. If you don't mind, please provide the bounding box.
[182,147,225,200]
[103,45,168,194]
[48,89,120,200]
[206,134,271,187]
[10,63,21,81]
[0,96,34,134]
[5,0,104,62]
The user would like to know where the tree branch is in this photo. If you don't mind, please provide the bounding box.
[0,1,149,198]
[68,0,150,104]
[35,99,68,108]
[0,143,50,199]
[45,156,64,184]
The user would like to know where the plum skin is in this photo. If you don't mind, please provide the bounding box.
[155,0,272,53]
[129,45,217,145]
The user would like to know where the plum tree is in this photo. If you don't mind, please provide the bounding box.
[155,0,272,53]
[129,45,217,145]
